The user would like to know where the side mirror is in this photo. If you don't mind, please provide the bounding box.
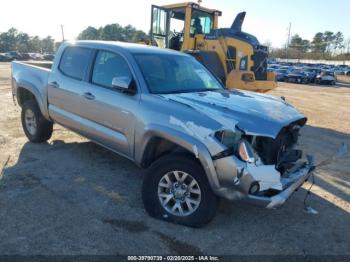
[112,76,136,95]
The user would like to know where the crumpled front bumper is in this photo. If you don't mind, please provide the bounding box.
[243,163,315,209]
[213,155,315,209]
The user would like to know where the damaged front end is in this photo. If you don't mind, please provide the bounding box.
[212,118,315,209]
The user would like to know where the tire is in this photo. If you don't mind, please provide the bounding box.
[21,99,53,143]
[142,153,218,227]
[331,80,336,86]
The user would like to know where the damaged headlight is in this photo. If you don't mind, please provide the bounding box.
[213,130,257,163]
[215,130,241,148]
[237,139,256,163]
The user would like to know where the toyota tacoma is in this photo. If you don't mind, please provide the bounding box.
[11,41,315,227]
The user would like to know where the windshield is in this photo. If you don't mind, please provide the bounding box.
[134,53,223,94]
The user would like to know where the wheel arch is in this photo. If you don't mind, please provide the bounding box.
[16,84,50,120]
[136,125,221,191]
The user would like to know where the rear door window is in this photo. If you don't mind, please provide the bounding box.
[59,46,91,80]
[92,50,132,88]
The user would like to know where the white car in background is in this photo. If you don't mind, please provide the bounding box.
[315,71,337,85]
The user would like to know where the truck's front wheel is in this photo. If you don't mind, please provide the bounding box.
[21,100,53,143]
[142,154,218,227]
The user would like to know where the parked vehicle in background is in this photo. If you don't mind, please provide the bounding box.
[285,69,309,84]
[275,69,289,81]
[28,53,44,60]
[334,66,349,75]
[280,66,293,73]
[3,52,37,61]
[11,41,315,227]
[315,71,336,85]
[19,53,31,61]
[0,54,13,62]
[2,51,55,61]
[334,70,344,76]
[43,54,55,61]
[268,64,280,71]
[5,51,20,60]
[303,67,318,83]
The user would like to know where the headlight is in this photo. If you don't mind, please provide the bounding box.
[237,139,256,163]
[215,130,241,148]
[214,131,257,163]
[240,56,248,71]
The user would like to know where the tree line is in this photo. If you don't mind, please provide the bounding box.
[0,24,147,54]
[77,23,147,42]
[268,31,350,60]
[0,28,56,53]
[1,25,349,61]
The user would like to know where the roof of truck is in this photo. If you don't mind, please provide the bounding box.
[65,40,188,56]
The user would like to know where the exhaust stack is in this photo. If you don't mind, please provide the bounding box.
[231,12,246,32]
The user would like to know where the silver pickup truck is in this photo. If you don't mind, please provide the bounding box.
[11,41,315,227]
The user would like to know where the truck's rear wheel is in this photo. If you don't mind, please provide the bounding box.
[21,100,53,143]
[142,154,218,227]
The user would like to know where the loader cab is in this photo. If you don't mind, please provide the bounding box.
[150,2,221,51]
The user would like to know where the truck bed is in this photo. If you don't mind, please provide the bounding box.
[17,61,53,70]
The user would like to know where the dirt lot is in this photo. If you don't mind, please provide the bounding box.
[0,62,349,256]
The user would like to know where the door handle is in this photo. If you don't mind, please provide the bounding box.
[49,81,60,88]
[83,92,95,100]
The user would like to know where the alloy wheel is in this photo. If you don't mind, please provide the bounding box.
[157,171,201,217]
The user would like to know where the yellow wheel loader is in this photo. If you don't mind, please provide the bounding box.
[149,2,277,92]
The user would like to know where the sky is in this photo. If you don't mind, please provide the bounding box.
[1,0,349,48]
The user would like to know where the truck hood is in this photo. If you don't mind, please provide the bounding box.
[161,90,306,138]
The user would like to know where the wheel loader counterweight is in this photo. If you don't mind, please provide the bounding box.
[150,2,277,93]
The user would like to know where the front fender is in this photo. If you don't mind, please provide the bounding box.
[135,124,221,191]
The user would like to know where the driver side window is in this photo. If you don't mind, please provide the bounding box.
[92,50,132,88]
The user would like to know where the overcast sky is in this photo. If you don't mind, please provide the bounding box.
[1,0,349,48]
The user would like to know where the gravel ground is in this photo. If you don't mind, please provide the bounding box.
[0,62,349,256]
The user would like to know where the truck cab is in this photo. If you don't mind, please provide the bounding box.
[150,2,221,51]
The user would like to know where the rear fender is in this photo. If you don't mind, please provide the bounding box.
[11,62,50,120]
[15,81,49,120]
